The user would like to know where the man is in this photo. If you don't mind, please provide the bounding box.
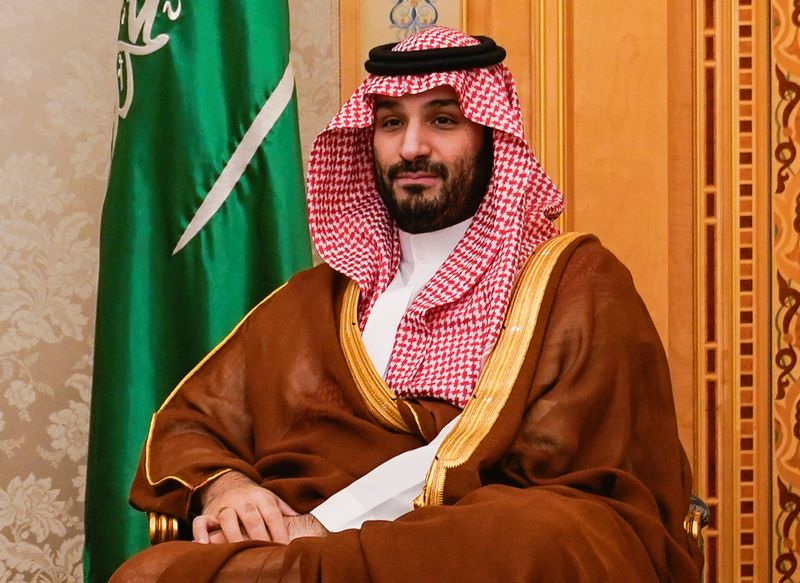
[112,26,702,581]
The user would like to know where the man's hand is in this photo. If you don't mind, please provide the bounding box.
[192,471,298,544]
[285,513,329,542]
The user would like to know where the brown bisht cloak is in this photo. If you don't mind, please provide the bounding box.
[114,236,703,582]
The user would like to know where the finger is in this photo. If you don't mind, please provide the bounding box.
[259,503,289,544]
[274,496,299,516]
[208,529,228,544]
[218,507,246,543]
[239,502,270,541]
[192,515,215,544]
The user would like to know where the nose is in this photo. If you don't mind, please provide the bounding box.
[399,121,431,161]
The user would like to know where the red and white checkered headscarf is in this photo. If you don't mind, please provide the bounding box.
[307,26,564,408]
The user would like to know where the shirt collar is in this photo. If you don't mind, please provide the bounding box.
[398,216,473,265]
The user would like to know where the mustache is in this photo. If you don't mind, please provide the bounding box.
[385,159,449,181]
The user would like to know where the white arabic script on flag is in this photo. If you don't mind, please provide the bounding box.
[116,0,182,118]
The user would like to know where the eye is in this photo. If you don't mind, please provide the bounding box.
[432,115,456,126]
[376,117,403,131]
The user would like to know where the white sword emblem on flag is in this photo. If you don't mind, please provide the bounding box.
[172,63,296,255]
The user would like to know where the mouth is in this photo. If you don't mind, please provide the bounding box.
[394,172,440,188]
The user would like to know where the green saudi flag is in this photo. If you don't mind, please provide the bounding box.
[84,1,312,580]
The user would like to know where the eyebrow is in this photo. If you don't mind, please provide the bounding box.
[374,98,462,112]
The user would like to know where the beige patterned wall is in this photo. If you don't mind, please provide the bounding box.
[289,0,340,167]
[0,1,338,579]
[0,3,116,579]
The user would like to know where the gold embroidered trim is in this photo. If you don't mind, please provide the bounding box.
[414,232,587,507]
[404,403,427,439]
[339,281,412,433]
[145,283,288,487]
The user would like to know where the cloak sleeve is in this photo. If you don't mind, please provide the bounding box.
[502,239,695,539]
[129,265,424,523]
[130,301,266,519]
[495,239,701,577]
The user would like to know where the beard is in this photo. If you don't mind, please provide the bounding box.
[373,135,493,234]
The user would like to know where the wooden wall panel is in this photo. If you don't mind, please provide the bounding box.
[461,2,699,464]
[667,0,698,485]
[569,1,671,342]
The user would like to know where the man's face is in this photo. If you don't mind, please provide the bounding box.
[372,86,492,234]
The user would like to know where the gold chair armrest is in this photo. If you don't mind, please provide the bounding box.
[147,511,181,545]
[684,509,704,548]
[683,495,710,550]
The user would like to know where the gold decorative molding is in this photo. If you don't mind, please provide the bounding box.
[338,0,464,103]
[464,1,570,230]
[531,0,570,230]
[338,0,361,105]
[696,0,771,580]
